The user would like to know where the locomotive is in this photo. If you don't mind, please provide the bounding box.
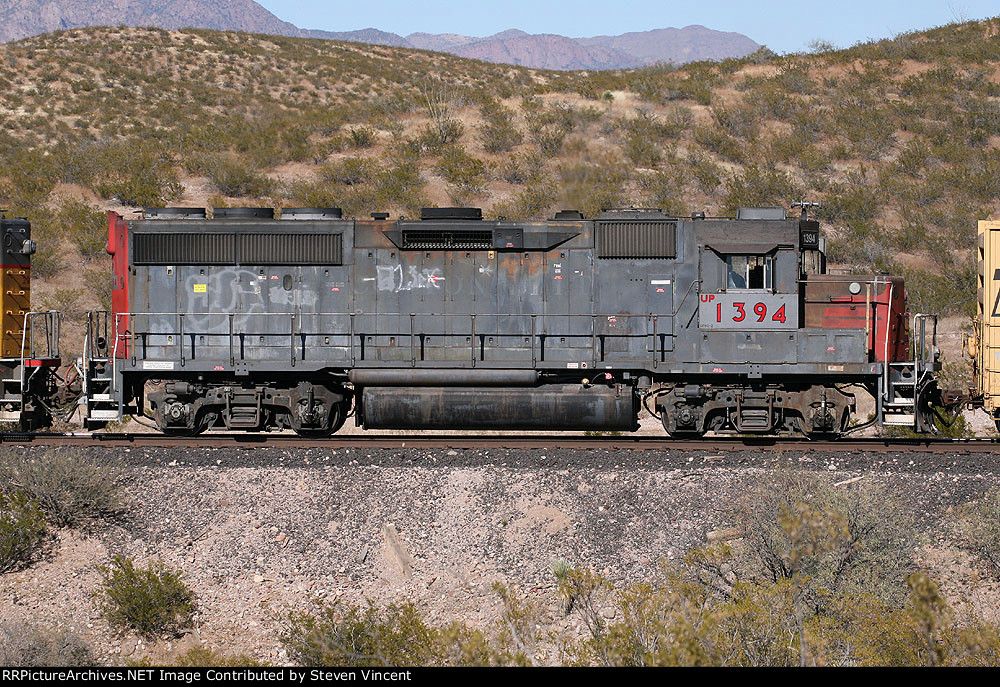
[54,203,941,437]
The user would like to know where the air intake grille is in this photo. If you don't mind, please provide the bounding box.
[402,229,493,249]
[133,233,235,264]
[596,221,676,259]
[133,233,342,265]
[240,233,342,265]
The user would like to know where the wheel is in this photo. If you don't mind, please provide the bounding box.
[292,400,349,437]
[159,411,212,436]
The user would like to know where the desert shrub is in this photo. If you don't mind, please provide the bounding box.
[619,109,680,166]
[0,491,47,573]
[207,155,274,198]
[687,152,723,195]
[490,180,557,219]
[87,140,183,208]
[345,125,377,149]
[58,199,108,261]
[39,288,86,322]
[0,449,124,527]
[693,125,744,163]
[638,170,687,216]
[94,556,195,637]
[3,209,63,278]
[283,600,439,667]
[562,559,999,665]
[688,471,916,606]
[0,620,94,666]
[722,165,802,215]
[419,82,464,148]
[711,104,760,140]
[954,488,1000,578]
[495,151,544,185]
[435,145,488,204]
[85,263,114,313]
[320,156,376,186]
[371,148,428,216]
[523,100,578,156]
[283,593,532,668]
[558,159,631,217]
[0,148,59,206]
[818,170,884,225]
[478,98,522,153]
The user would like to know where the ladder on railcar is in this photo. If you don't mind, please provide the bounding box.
[0,311,60,429]
[879,313,940,431]
[81,310,121,428]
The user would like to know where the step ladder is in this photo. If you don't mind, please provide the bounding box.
[81,311,122,428]
[879,313,939,432]
[0,368,24,423]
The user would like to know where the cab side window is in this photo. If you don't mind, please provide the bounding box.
[726,255,773,290]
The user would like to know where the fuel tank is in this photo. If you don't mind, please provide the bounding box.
[361,384,638,431]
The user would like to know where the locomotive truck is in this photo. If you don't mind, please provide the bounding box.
[55,204,943,437]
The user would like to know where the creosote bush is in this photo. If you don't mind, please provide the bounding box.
[282,588,536,667]
[206,155,274,198]
[0,490,47,573]
[94,556,195,638]
[283,600,439,667]
[0,449,125,527]
[954,488,1000,579]
[0,620,94,666]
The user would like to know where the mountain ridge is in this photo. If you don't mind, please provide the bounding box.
[0,0,760,69]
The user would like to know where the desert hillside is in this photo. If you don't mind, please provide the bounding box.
[1,20,998,368]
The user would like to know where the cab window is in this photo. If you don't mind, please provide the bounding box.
[726,255,772,290]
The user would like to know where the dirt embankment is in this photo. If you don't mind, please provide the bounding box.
[3,445,1000,664]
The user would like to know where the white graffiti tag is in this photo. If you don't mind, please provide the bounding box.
[375,264,446,292]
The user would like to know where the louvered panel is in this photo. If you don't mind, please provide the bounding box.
[240,233,343,265]
[133,233,236,264]
[402,229,493,249]
[596,221,676,259]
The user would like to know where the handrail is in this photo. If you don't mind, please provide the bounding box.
[116,310,675,368]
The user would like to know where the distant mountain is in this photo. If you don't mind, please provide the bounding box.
[302,27,411,47]
[579,26,762,66]
[406,26,761,70]
[0,0,300,44]
[0,1,760,69]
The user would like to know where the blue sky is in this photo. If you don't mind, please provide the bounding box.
[256,0,999,54]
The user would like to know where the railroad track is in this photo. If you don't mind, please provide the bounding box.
[2,432,999,453]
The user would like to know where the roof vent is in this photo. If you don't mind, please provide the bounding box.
[420,207,482,221]
[371,212,390,220]
[214,207,274,219]
[144,207,207,220]
[553,210,584,220]
[736,207,786,220]
[280,207,343,220]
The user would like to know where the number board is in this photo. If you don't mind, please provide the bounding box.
[698,293,797,330]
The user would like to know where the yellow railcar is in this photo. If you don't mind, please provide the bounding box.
[975,220,1000,429]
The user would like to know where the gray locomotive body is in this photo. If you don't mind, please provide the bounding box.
[100,205,913,436]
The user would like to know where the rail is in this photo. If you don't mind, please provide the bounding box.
[2,431,1000,454]
[109,311,678,369]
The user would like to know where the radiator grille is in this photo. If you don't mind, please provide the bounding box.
[401,229,493,249]
[133,233,343,265]
[596,221,676,259]
[240,233,342,265]
[133,233,235,264]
